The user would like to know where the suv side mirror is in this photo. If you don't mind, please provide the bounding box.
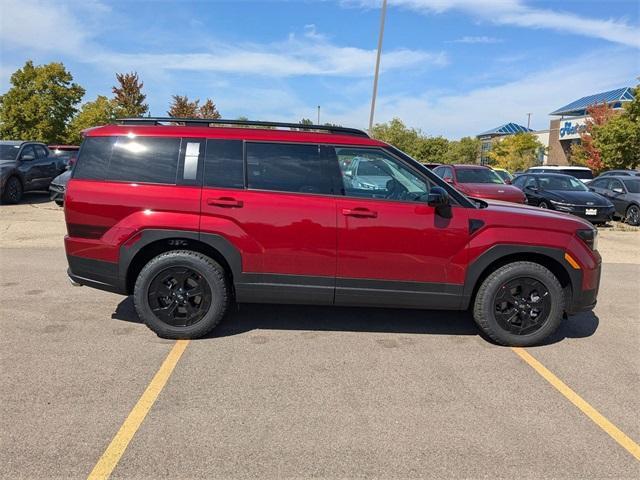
[443,177,454,184]
[612,187,624,194]
[428,186,450,207]
[525,185,538,192]
[20,153,35,161]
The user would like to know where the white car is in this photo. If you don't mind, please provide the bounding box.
[525,165,593,183]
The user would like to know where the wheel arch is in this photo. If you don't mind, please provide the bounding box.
[463,245,578,311]
[120,229,242,295]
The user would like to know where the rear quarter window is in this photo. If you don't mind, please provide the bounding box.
[73,137,115,180]
[109,137,181,184]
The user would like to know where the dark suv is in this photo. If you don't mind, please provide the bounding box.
[65,118,601,346]
[1,140,58,203]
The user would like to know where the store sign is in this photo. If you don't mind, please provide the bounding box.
[559,117,588,140]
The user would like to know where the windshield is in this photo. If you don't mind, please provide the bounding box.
[0,144,20,160]
[456,168,504,184]
[494,170,512,182]
[622,179,640,193]
[539,175,588,191]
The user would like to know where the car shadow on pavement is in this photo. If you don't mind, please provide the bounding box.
[112,297,599,344]
[15,191,52,205]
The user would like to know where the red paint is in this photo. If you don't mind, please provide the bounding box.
[444,164,527,204]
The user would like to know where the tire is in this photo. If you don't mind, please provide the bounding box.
[473,261,564,346]
[538,201,549,209]
[625,204,640,226]
[134,250,229,339]
[1,176,22,204]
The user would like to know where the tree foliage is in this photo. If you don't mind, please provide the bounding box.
[112,72,148,117]
[66,96,117,144]
[371,118,450,163]
[0,60,85,143]
[442,137,481,164]
[487,132,544,172]
[168,95,221,119]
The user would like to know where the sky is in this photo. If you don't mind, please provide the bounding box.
[1,0,639,138]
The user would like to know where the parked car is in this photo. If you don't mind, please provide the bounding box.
[65,117,602,347]
[597,169,640,178]
[0,140,57,203]
[432,164,526,203]
[49,145,80,172]
[492,167,513,184]
[512,173,614,224]
[526,165,593,183]
[589,175,640,225]
[49,169,71,206]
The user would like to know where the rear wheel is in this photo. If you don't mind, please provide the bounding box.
[625,204,640,226]
[473,261,564,346]
[1,177,22,204]
[134,250,229,339]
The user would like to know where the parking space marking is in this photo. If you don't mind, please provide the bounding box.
[87,340,190,480]
[512,347,640,461]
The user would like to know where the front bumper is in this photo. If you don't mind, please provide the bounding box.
[559,205,615,223]
[566,257,601,315]
[49,183,65,205]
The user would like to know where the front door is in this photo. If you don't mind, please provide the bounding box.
[331,146,470,308]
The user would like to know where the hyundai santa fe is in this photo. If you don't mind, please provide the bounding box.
[64,118,601,346]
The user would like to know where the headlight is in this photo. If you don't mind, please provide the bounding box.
[550,200,575,211]
[577,228,598,250]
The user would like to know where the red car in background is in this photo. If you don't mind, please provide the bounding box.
[433,164,526,203]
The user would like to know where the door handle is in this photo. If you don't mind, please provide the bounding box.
[342,208,377,218]
[207,197,243,208]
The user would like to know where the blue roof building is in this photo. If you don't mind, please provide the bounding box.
[478,122,533,137]
[549,87,635,117]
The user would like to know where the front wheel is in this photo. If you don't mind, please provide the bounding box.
[134,250,229,339]
[538,201,549,209]
[625,204,640,226]
[1,177,22,204]
[473,262,564,346]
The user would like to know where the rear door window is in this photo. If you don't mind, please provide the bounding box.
[246,142,334,195]
[204,139,244,189]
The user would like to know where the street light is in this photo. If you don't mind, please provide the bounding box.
[368,0,388,134]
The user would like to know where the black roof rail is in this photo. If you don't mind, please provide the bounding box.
[115,117,369,137]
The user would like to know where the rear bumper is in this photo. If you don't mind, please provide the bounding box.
[67,255,126,295]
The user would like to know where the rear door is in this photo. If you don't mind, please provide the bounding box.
[200,140,339,304]
[33,145,57,186]
[331,146,470,308]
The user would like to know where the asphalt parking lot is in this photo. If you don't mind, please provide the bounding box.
[1,193,639,479]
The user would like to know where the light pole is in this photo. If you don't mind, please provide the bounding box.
[368,0,388,134]
[527,113,532,129]
[317,105,321,125]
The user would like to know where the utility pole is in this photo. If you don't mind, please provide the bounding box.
[368,0,388,134]
[526,113,532,129]
[317,105,321,125]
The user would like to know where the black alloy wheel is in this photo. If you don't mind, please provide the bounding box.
[147,266,212,327]
[538,201,549,209]
[625,204,640,226]
[2,177,22,204]
[493,277,551,335]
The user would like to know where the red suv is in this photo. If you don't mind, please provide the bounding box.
[65,118,601,346]
[433,164,526,204]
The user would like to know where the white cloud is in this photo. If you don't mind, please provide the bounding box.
[320,49,639,138]
[355,0,640,48]
[451,36,502,44]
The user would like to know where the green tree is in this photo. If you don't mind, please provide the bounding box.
[590,85,640,170]
[415,136,449,164]
[0,60,84,143]
[488,132,544,172]
[299,118,313,125]
[443,137,480,164]
[112,72,148,117]
[66,96,116,144]
[371,118,424,158]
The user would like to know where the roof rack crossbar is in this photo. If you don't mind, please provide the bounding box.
[115,117,369,137]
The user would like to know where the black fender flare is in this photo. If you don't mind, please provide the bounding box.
[461,244,580,309]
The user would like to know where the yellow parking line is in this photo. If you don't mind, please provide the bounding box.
[511,347,640,461]
[87,340,190,480]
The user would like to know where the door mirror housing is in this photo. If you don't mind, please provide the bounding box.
[428,186,450,207]
[443,177,454,184]
[612,187,624,194]
[525,185,538,192]
[20,153,35,161]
